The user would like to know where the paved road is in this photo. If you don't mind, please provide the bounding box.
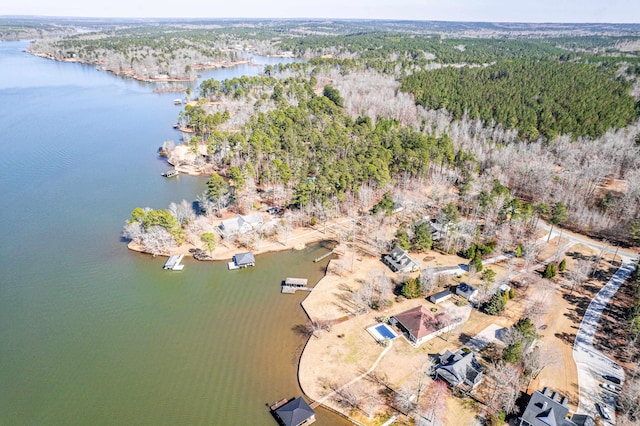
[572,259,636,424]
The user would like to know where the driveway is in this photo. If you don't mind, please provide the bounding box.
[572,259,636,423]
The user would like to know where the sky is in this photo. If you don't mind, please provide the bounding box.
[2,0,639,23]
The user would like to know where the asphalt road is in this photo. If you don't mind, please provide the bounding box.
[572,260,636,424]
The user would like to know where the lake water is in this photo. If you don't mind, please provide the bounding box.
[0,41,349,425]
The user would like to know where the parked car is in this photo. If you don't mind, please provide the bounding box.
[603,375,621,384]
[596,402,612,420]
[600,382,619,393]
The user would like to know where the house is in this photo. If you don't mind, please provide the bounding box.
[429,218,450,241]
[390,305,457,346]
[456,282,479,301]
[273,397,316,426]
[382,246,419,273]
[435,349,484,389]
[218,213,263,238]
[519,388,594,426]
[429,290,452,304]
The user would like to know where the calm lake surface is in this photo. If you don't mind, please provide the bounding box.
[0,41,349,425]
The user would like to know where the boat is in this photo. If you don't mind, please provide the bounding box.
[173,99,182,105]
[161,169,179,178]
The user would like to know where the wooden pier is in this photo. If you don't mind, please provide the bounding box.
[281,277,312,294]
[313,249,334,263]
[270,398,289,411]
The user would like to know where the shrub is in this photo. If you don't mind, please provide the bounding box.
[559,258,567,272]
[503,341,524,363]
[487,411,506,426]
[544,262,557,278]
[515,244,523,257]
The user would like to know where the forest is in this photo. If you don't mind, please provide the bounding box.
[401,60,639,140]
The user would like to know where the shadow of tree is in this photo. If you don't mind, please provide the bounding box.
[555,332,577,345]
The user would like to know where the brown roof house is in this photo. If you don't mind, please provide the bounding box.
[390,305,459,346]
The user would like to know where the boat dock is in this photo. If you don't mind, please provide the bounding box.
[281,277,312,294]
[228,252,256,270]
[161,169,179,178]
[270,398,289,411]
[313,249,334,263]
[164,254,185,271]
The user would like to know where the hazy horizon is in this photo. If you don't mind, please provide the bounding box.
[1,0,639,24]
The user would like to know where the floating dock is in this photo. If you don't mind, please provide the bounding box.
[281,277,312,294]
[164,254,185,271]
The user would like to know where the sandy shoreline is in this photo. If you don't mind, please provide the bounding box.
[26,50,252,83]
[127,220,338,262]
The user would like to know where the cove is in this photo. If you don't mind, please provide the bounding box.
[0,40,349,425]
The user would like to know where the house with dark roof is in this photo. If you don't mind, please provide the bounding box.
[390,305,458,346]
[455,282,479,301]
[382,246,419,273]
[435,349,484,390]
[519,388,594,426]
[273,397,316,426]
[233,252,255,268]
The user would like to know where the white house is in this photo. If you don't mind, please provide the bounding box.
[217,213,263,238]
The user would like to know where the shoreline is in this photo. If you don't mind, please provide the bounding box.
[26,50,253,83]
[127,222,338,262]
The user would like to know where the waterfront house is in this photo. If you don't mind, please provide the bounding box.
[273,397,316,426]
[390,305,456,346]
[218,213,264,238]
[429,290,452,304]
[382,246,419,273]
[435,349,484,390]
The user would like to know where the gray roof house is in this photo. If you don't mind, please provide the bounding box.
[456,282,479,301]
[218,213,263,238]
[519,388,594,426]
[429,290,452,304]
[382,246,419,273]
[435,349,484,390]
[273,397,316,426]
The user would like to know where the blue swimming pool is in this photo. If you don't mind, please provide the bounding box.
[375,324,397,339]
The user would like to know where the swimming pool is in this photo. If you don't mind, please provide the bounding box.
[367,323,399,342]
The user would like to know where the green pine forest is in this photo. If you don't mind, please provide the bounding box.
[401,60,638,140]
